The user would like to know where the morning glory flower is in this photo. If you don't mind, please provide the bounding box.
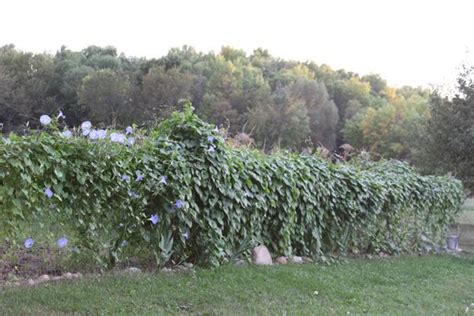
[175,199,184,209]
[82,129,90,136]
[57,111,66,120]
[207,136,215,143]
[208,145,215,153]
[97,129,107,139]
[57,237,68,248]
[182,231,190,240]
[128,190,139,198]
[213,126,219,133]
[121,175,130,183]
[135,171,144,182]
[159,176,168,185]
[149,214,160,225]
[40,115,51,126]
[110,132,126,144]
[61,130,72,138]
[81,121,92,131]
[44,187,53,199]
[125,126,133,135]
[244,190,252,198]
[127,137,135,146]
[24,238,34,248]
[89,129,100,140]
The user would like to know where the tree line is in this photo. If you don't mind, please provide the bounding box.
[0,44,472,190]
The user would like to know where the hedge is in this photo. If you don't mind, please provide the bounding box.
[0,106,464,267]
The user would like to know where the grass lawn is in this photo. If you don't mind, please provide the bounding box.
[1,255,473,315]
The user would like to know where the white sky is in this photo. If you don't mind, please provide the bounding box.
[1,0,473,88]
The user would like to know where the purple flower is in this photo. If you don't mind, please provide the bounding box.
[125,126,133,135]
[40,115,51,126]
[82,129,90,136]
[128,190,139,198]
[44,187,53,199]
[57,111,66,120]
[159,176,168,185]
[175,199,184,209]
[149,214,160,225]
[24,238,34,249]
[97,129,107,139]
[127,137,135,146]
[208,145,215,153]
[61,130,72,138]
[57,237,68,248]
[121,175,130,183]
[135,171,144,182]
[110,132,126,144]
[207,136,215,143]
[89,129,100,140]
[81,121,92,131]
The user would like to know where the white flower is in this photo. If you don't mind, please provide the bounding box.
[40,115,51,126]
[125,126,133,135]
[57,111,66,120]
[127,137,135,146]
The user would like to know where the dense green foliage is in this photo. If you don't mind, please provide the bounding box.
[0,106,464,268]
[423,66,474,191]
[1,255,473,315]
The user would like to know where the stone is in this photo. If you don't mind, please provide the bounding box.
[63,272,74,279]
[183,262,194,269]
[275,256,288,265]
[235,259,246,266]
[251,245,273,265]
[36,274,50,283]
[161,267,173,273]
[290,256,303,264]
[51,276,63,281]
[74,272,83,279]
[126,267,142,274]
[27,279,35,286]
[302,256,313,263]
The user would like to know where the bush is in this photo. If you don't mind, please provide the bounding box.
[0,105,464,268]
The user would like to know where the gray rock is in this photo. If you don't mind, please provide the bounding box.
[27,279,35,286]
[126,267,142,274]
[63,272,74,279]
[183,262,194,269]
[251,245,273,265]
[275,256,288,265]
[290,256,303,264]
[51,276,63,281]
[36,274,50,283]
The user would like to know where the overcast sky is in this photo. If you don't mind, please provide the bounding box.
[1,0,473,88]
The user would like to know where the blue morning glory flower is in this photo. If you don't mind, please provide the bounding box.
[24,238,34,248]
[57,111,66,120]
[40,115,51,126]
[44,187,53,199]
[110,132,126,144]
[121,175,131,183]
[175,199,184,209]
[81,121,92,130]
[208,145,215,153]
[61,130,72,138]
[128,190,139,198]
[57,237,68,248]
[159,176,168,185]
[127,137,135,146]
[89,129,100,140]
[207,136,215,142]
[97,129,107,139]
[149,214,160,225]
[125,126,133,135]
[135,171,144,182]
[182,230,190,240]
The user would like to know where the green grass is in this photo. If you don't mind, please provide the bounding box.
[1,255,473,315]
